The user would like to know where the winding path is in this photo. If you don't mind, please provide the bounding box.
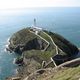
[42,31,59,54]
[42,31,64,54]
[29,29,67,67]
[29,30,50,51]
[23,57,80,80]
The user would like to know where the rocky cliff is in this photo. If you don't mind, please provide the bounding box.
[7,27,79,80]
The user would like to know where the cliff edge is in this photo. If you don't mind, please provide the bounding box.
[7,27,79,80]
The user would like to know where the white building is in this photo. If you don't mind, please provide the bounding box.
[30,19,43,34]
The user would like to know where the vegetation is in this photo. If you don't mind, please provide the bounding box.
[8,28,80,80]
[15,56,23,64]
[9,28,79,57]
[38,31,52,42]
[10,28,37,46]
[23,50,56,63]
[44,30,79,56]
[38,31,55,50]
[37,66,80,80]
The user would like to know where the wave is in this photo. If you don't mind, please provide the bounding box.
[13,58,16,64]
[4,37,10,52]
[15,69,18,74]
[7,37,10,44]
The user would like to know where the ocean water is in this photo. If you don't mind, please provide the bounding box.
[0,7,80,80]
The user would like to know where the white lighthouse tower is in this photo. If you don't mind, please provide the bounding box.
[31,18,42,35]
[34,18,36,27]
[32,18,42,30]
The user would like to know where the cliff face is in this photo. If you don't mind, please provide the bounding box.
[8,28,79,57]
[9,28,47,53]
[7,27,79,80]
[44,30,79,56]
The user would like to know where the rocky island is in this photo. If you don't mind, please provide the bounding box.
[6,27,80,80]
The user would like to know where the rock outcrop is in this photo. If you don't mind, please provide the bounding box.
[7,27,79,80]
[8,28,47,54]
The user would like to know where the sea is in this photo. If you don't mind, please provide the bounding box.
[0,7,80,80]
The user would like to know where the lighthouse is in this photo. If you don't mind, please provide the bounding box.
[34,18,36,27]
[31,18,42,34]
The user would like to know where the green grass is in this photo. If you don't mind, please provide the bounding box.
[38,31,55,50]
[23,50,56,63]
[10,28,37,45]
[38,31,52,43]
[37,66,80,80]
[44,30,79,56]
[50,66,80,80]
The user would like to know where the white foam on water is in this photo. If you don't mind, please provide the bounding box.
[13,58,16,64]
[5,44,9,48]
[6,37,10,46]
[15,69,18,74]
[4,37,11,53]
[4,48,7,52]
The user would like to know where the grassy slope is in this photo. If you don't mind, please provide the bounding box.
[9,28,80,80]
[38,31,55,50]
[10,28,37,45]
[23,50,55,63]
[10,28,79,57]
[37,66,80,80]
[44,30,79,56]
[12,28,79,67]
